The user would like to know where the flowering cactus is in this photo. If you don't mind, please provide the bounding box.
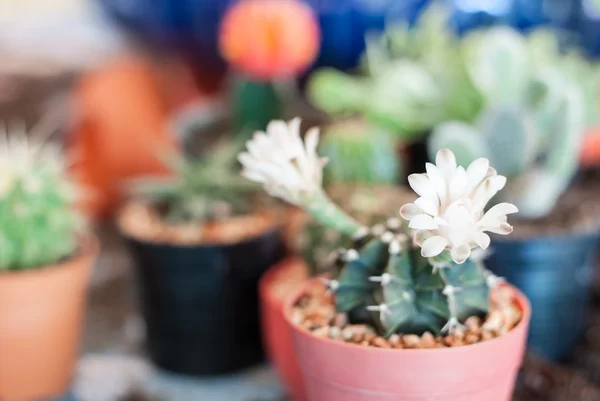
[0,121,83,270]
[219,0,320,81]
[239,119,517,335]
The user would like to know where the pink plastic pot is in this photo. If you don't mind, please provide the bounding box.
[284,281,531,401]
[259,258,310,401]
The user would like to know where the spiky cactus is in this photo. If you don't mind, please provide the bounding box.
[130,140,257,225]
[297,185,415,273]
[429,25,587,219]
[319,120,401,186]
[0,121,83,270]
[238,119,518,336]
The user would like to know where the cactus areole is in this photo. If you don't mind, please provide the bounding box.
[239,118,519,336]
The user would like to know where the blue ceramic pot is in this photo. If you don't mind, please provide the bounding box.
[125,224,285,375]
[486,230,599,361]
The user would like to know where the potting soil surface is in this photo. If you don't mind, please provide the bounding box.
[75,225,600,401]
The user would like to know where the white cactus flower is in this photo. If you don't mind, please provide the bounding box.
[400,148,518,264]
[238,118,328,205]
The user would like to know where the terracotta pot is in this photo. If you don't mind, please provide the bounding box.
[284,281,531,401]
[259,258,310,401]
[0,237,98,401]
[69,57,178,220]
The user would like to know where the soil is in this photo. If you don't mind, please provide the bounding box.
[508,172,600,239]
[290,281,522,349]
[118,201,277,246]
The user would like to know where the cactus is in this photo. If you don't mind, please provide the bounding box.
[297,185,416,273]
[319,120,401,186]
[330,222,491,335]
[130,140,257,225]
[429,25,588,219]
[0,120,83,270]
[239,119,518,337]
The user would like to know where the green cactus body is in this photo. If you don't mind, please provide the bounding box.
[0,134,81,271]
[298,185,415,272]
[332,224,489,336]
[319,120,401,186]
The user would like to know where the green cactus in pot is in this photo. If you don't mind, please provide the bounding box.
[128,140,258,226]
[0,121,84,270]
[319,119,401,186]
[238,118,518,336]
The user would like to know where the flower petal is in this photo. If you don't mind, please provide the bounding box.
[466,158,490,190]
[484,202,519,218]
[413,230,434,246]
[408,174,439,203]
[473,232,491,249]
[399,203,423,220]
[484,223,514,235]
[448,166,469,202]
[415,197,439,216]
[436,148,457,177]
[451,244,471,264]
[426,162,447,205]
[408,214,439,230]
[471,175,507,211]
[421,236,449,258]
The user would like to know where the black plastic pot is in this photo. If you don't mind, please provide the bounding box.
[125,224,285,376]
[486,231,599,361]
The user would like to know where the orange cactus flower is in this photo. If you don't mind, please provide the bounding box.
[219,0,321,81]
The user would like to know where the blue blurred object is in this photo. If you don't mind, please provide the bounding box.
[486,231,599,361]
[99,0,428,74]
[579,0,600,57]
[448,0,580,33]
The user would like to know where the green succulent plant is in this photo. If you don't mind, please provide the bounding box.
[0,121,83,271]
[130,140,258,224]
[239,119,515,337]
[307,5,483,142]
[319,120,401,186]
[429,26,588,219]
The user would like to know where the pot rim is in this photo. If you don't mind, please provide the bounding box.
[283,278,531,355]
[259,257,308,304]
[118,200,282,248]
[0,235,99,279]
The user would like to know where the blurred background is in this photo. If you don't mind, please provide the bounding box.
[2,0,600,400]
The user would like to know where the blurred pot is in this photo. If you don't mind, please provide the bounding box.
[487,230,599,361]
[0,237,97,401]
[122,213,285,375]
[284,280,530,401]
[259,257,310,401]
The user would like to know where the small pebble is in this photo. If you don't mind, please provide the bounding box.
[483,311,503,333]
[329,326,342,340]
[452,327,466,340]
[313,327,330,338]
[420,332,436,349]
[465,316,482,333]
[388,334,400,347]
[403,334,420,348]
[465,333,480,345]
[481,330,496,341]
[373,337,391,348]
[365,333,376,343]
